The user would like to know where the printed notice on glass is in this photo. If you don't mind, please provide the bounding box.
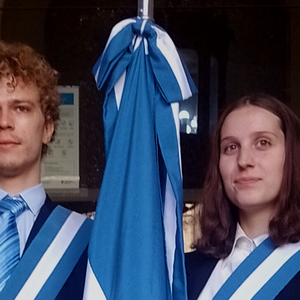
[41,86,79,189]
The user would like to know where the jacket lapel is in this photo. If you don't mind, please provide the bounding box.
[24,195,56,252]
[185,250,218,300]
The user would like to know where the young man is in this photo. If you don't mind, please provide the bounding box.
[0,41,92,299]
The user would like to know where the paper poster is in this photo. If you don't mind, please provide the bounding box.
[41,86,79,189]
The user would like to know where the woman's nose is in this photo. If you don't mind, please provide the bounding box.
[237,147,255,169]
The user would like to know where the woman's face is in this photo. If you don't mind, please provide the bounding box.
[219,105,285,217]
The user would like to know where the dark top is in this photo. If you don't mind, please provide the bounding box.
[185,249,300,300]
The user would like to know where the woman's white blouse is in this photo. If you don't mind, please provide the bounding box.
[198,224,268,300]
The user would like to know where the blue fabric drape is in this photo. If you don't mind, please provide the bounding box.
[87,17,197,300]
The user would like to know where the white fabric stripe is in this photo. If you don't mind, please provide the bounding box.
[164,72,181,290]
[144,38,149,55]
[113,20,144,110]
[152,25,193,100]
[133,35,142,51]
[105,19,136,54]
[93,67,101,86]
[229,241,300,300]
[140,19,147,35]
[114,71,126,110]
[164,175,177,290]
[171,102,182,174]
[83,261,107,300]
[94,18,136,83]
[14,212,86,300]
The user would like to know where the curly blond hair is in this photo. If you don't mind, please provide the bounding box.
[0,41,60,156]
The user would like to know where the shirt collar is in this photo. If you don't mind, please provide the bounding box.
[0,189,6,200]
[0,183,46,217]
[223,223,268,268]
[234,223,268,247]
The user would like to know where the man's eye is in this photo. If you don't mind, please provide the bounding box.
[16,106,29,112]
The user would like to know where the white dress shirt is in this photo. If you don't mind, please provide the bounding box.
[0,184,46,255]
[198,224,268,300]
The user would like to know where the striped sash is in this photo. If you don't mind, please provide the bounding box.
[0,205,93,300]
[213,238,300,300]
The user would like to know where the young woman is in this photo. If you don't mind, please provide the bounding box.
[185,94,300,300]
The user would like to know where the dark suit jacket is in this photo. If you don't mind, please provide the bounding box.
[24,195,89,300]
[185,250,300,300]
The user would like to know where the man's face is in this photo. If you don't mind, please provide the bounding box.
[0,78,54,183]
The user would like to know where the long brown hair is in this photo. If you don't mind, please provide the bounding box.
[197,94,300,258]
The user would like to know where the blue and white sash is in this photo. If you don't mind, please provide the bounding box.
[213,238,300,300]
[0,205,93,300]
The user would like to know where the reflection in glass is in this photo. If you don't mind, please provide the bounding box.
[179,49,198,134]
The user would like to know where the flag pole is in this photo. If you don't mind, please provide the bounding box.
[137,0,154,21]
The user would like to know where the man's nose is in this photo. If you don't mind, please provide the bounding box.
[0,109,14,129]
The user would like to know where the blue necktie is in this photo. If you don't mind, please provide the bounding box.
[0,195,28,291]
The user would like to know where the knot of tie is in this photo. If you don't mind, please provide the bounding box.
[0,195,28,219]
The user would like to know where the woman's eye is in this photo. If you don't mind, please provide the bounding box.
[257,139,271,149]
[223,144,238,154]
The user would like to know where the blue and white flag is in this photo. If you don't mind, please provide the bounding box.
[83,17,197,300]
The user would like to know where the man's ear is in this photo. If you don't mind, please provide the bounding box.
[42,118,55,144]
